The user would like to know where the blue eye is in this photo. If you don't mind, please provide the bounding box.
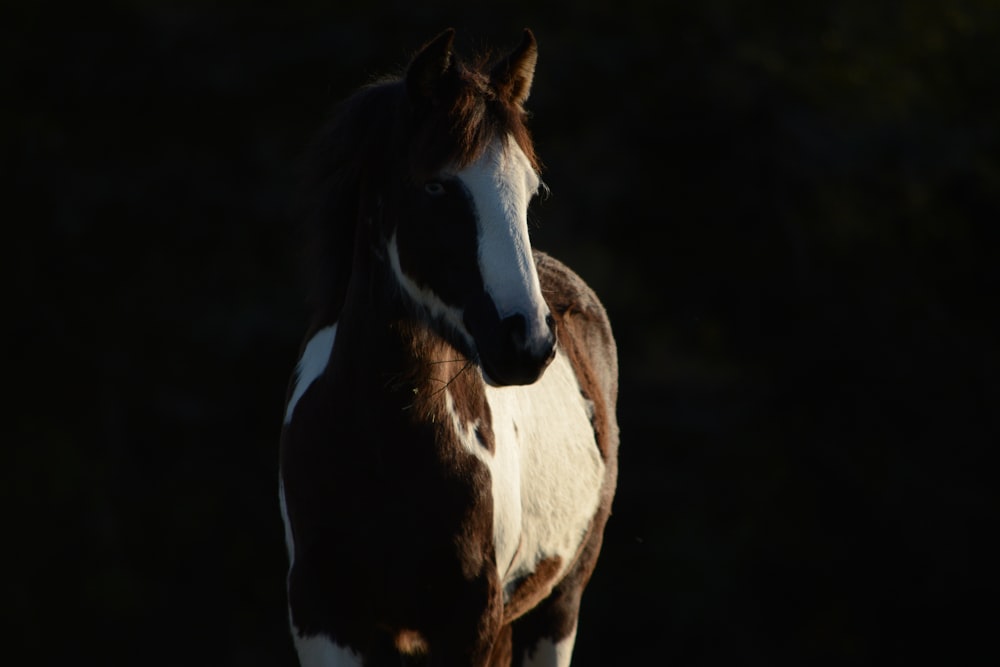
[424,182,446,196]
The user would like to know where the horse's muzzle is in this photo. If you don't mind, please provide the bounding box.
[478,312,556,387]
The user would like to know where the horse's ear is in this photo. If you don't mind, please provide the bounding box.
[490,29,537,107]
[406,28,456,103]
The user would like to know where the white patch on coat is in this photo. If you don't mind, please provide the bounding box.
[445,388,523,575]
[279,479,294,565]
[387,233,473,347]
[284,324,338,425]
[282,475,361,666]
[453,137,551,351]
[291,633,363,667]
[282,481,361,665]
[522,626,578,667]
[447,349,605,599]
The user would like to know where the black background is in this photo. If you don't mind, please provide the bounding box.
[8,1,997,664]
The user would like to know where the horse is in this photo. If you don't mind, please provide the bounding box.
[278,28,619,666]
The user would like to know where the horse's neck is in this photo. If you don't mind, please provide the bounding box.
[327,261,479,404]
[309,248,391,340]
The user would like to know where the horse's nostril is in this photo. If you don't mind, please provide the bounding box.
[499,314,527,347]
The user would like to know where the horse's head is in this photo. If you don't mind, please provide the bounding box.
[381,29,555,387]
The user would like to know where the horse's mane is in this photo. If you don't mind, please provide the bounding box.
[294,48,540,328]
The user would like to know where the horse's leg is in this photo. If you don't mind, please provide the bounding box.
[510,508,611,667]
[509,581,583,667]
[487,623,514,667]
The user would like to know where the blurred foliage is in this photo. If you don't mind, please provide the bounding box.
[7,0,997,664]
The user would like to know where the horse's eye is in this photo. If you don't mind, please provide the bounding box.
[424,182,446,197]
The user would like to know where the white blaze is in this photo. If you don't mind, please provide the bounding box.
[453,137,549,344]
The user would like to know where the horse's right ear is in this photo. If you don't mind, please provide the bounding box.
[406,29,456,103]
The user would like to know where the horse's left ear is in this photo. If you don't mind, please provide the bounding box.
[407,28,456,103]
[490,29,537,107]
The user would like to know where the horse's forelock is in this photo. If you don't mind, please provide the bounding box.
[407,60,539,177]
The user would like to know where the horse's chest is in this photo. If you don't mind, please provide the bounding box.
[283,328,605,617]
[447,350,606,599]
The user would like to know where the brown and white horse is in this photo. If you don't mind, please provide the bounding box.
[279,29,619,666]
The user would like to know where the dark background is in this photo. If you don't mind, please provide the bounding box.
[8,0,997,664]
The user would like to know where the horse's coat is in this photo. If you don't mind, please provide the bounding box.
[450,346,605,603]
[279,29,619,666]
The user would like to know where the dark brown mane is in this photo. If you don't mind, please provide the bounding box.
[294,43,539,330]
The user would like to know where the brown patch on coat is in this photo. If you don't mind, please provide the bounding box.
[280,314,503,662]
[397,329,496,455]
[487,622,513,666]
[501,556,564,625]
[394,628,430,656]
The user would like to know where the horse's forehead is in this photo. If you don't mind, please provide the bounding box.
[447,137,538,192]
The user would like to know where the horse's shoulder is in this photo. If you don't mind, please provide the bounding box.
[533,249,619,449]
[533,250,605,321]
[534,250,615,360]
